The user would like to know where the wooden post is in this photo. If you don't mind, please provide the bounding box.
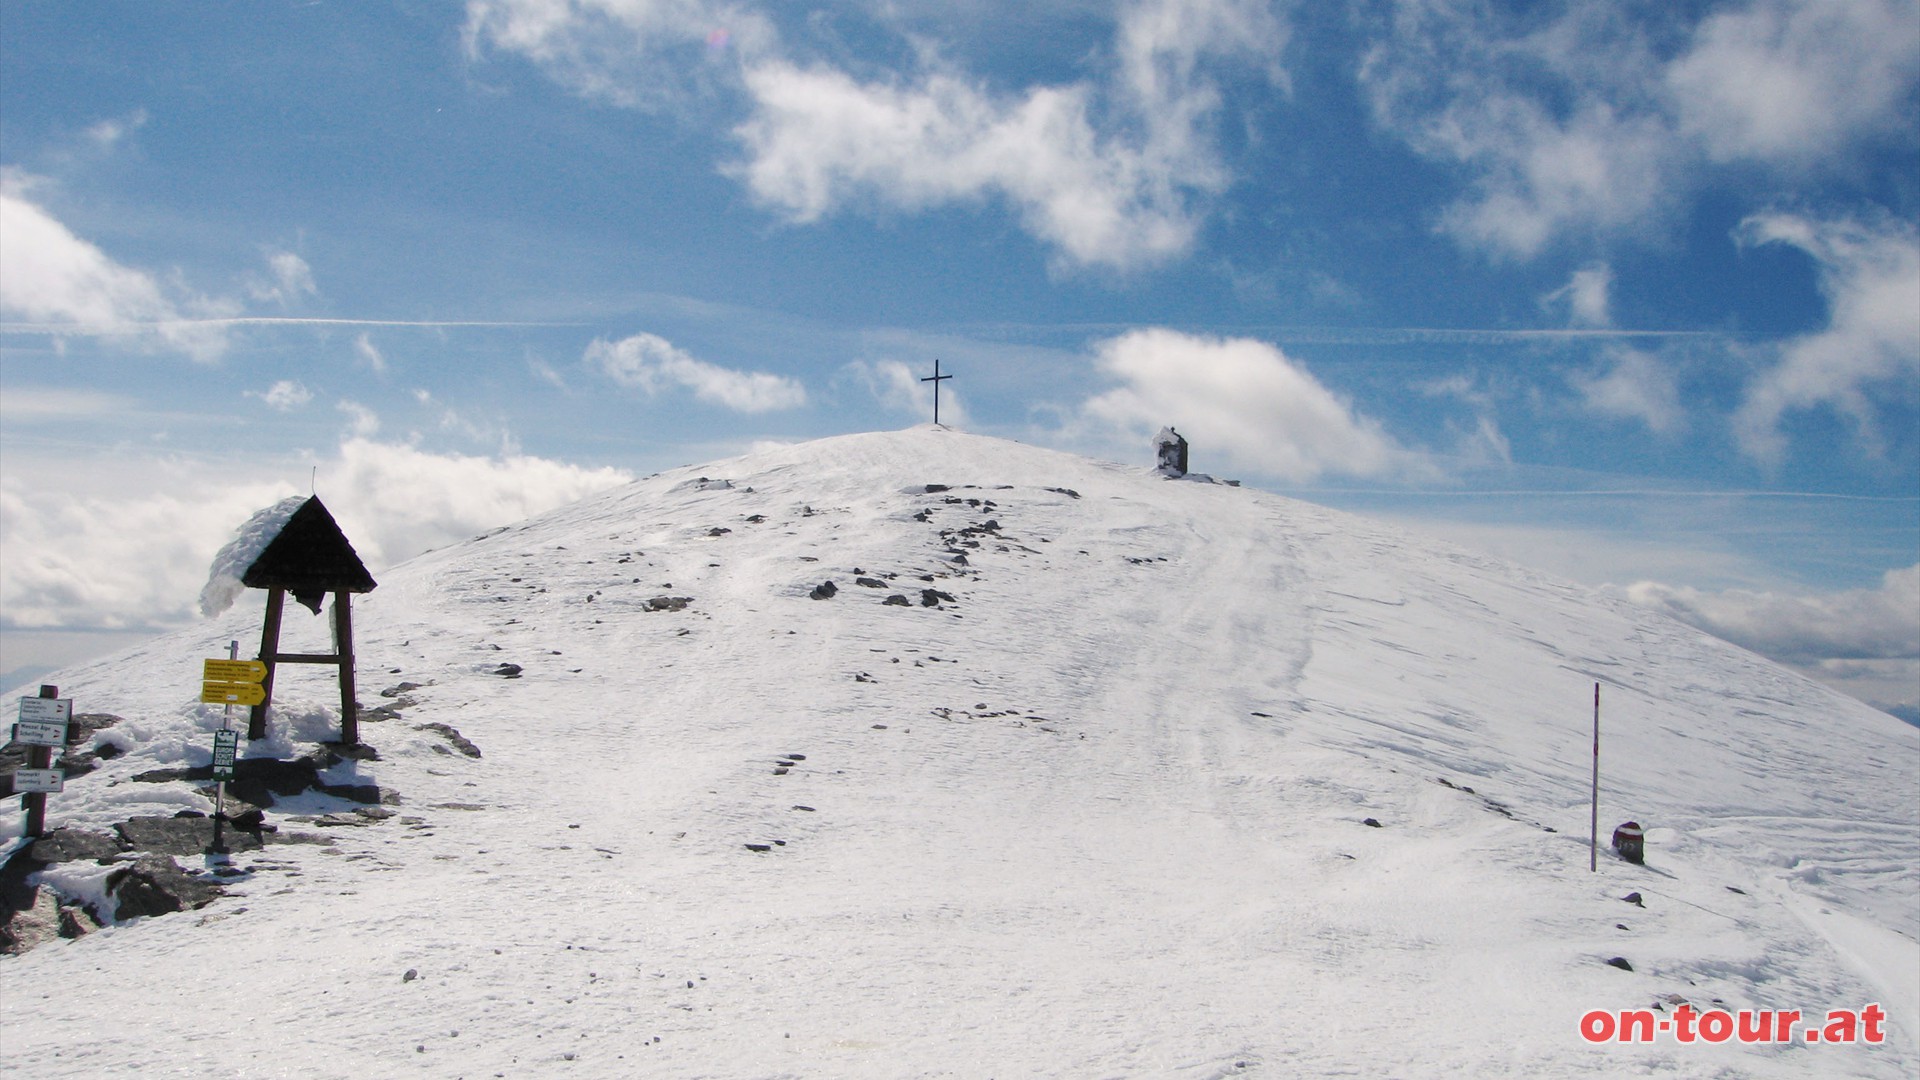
[249,588,286,740]
[334,591,358,746]
[20,684,57,839]
[1590,682,1601,872]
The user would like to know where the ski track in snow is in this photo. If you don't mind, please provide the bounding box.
[3,427,1915,1078]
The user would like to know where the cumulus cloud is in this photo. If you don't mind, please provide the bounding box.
[1624,564,1919,662]
[587,332,807,412]
[0,439,632,634]
[1359,0,1920,259]
[1667,0,1920,164]
[732,0,1280,270]
[337,400,381,437]
[470,0,1282,270]
[0,172,236,361]
[1570,346,1686,436]
[1733,212,1920,463]
[1081,327,1412,481]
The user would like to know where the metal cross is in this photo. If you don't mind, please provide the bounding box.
[921,358,953,425]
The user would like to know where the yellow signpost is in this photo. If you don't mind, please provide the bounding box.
[201,659,268,706]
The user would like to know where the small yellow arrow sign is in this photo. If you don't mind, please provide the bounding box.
[201,682,267,706]
[204,659,268,683]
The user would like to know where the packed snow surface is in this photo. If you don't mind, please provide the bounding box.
[4,427,1916,1077]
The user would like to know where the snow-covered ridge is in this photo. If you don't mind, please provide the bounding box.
[4,426,1915,1077]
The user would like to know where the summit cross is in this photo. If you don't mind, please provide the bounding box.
[921,359,953,426]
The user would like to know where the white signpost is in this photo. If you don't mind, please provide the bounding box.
[14,697,71,746]
[12,768,64,794]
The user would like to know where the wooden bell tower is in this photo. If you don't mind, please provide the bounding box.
[238,496,377,744]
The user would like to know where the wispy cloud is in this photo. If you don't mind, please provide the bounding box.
[1570,346,1687,436]
[1733,211,1920,464]
[247,380,314,412]
[1359,0,1920,259]
[586,332,807,412]
[845,358,968,426]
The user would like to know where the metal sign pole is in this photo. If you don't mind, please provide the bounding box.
[1589,683,1600,873]
[210,642,237,856]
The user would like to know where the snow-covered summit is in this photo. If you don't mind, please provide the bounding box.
[5,426,1916,1077]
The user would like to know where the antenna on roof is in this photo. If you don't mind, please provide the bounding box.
[311,467,318,496]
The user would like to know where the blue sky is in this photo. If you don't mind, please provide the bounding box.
[2,0,1916,717]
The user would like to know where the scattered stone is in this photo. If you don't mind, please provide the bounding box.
[809,581,838,600]
[646,596,692,612]
[1604,956,1634,972]
[785,754,806,760]
[1621,892,1644,907]
[920,588,956,608]
[381,682,423,698]
[707,527,731,537]
[924,484,950,493]
[1361,818,1382,828]
[744,844,772,853]
[404,968,419,982]
[855,577,886,589]
[883,595,911,606]
[1725,885,1747,895]
[417,722,483,759]
[1047,487,1081,499]
[792,805,815,812]
[492,663,523,678]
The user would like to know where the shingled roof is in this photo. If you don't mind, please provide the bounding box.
[240,496,376,610]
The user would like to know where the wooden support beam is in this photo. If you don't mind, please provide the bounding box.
[335,591,358,745]
[249,588,285,740]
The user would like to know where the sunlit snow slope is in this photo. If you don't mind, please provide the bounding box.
[4,426,1916,1078]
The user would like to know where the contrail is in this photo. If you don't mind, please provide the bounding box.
[1,317,577,331]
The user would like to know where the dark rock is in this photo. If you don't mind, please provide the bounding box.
[855,577,886,589]
[792,805,815,812]
[1621,891,1644,907]
[785,754,806,760]
[646,596,692,612]
[924,484,950,493]
[57,905,98,939]
[707,527,732,537]
[883,595,911,606]
[1361,818,1382,828]
[94,743,124,760]
[1047,487,1081,499]
[30,828,125,864]
[920,589,956,608]
[493,663,523,678]
[109,855,222,921]
[417,722,482,759]
[1725,886,1746,895]
[318,782,383,804]
[1604,956,1634,972]
[809,581,838,600]
[381,682,423,698]
[404,968,419,982]
[744,843,772,852]
[118,816,265,856]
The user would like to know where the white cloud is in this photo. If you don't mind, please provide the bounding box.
[248,250,318,306]
[84,109,148,149]
[1733,212,1920,463]
[1623,563,1919,668]
[845,358,967,426]
[1570,346,1686,436]
[463,0,777,107]
[587,332,807,412]
[337,400,381,437]
[0,173,236,361]
[248,380,314,412]
[353,333,388,374]
[1667,0,1920,165]
[0,439,632,634]
[1080,327,1413,482]
[1542,262,1613,327]
[732,0,1281,270]
[1359,0,1920,259]
[471,0,1282,270]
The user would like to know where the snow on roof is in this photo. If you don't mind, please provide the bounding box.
[197,495,306,617]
